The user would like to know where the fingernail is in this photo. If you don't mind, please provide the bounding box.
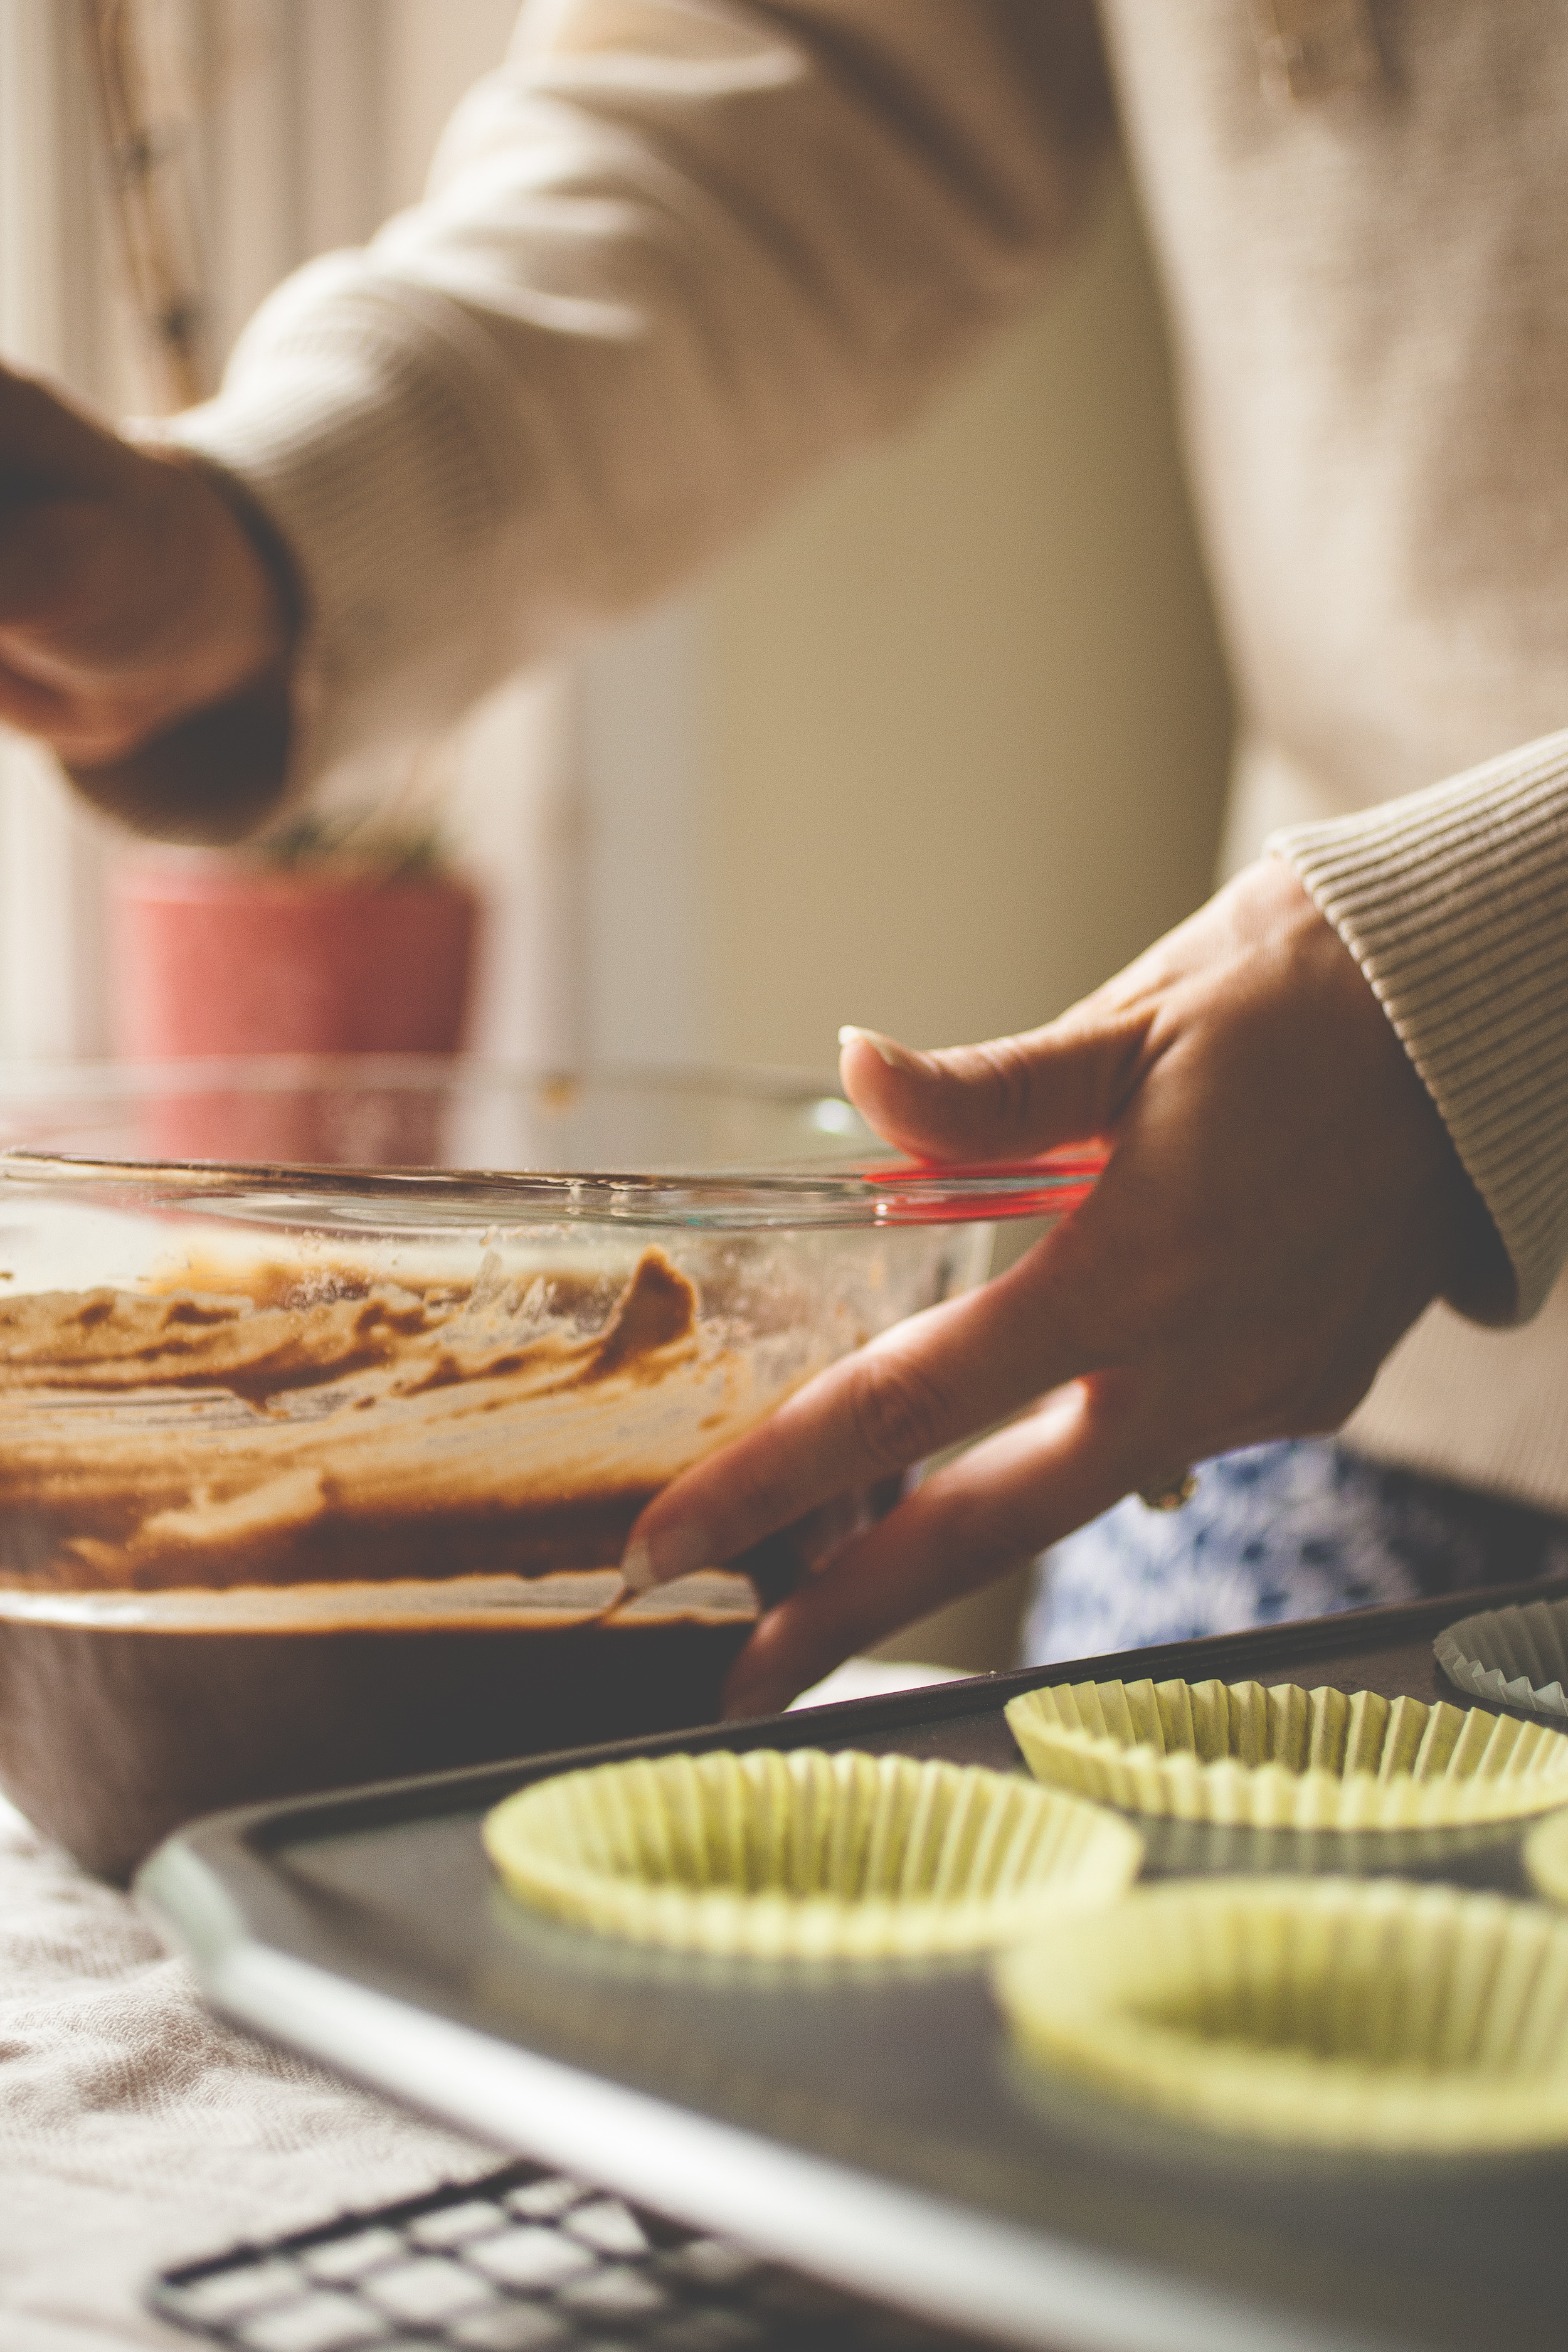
[620,1523,709,1593]
[838,1024,919,1072]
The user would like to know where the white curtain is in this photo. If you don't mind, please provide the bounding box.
[0,0,119,1056]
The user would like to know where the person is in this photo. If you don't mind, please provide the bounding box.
[2,1,1565,1715]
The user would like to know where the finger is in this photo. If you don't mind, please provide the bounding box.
[720,1377,1159,1715]
[624,1094,1215,1596]
[0,660,77,736]
[0,365,127,499]
[621,1234,1107,1591]
[0,500,110,630]
[0,657,164,765]
[837,1014,1145,1163]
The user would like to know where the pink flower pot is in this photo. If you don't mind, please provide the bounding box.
[112,858,479,1057]
[109,857,481,1163]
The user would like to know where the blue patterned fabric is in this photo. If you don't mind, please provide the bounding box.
[1020,1438,1568,1668]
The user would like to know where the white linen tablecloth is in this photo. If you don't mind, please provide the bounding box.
[0,1790,491,2350]
[0,1660,963,2348]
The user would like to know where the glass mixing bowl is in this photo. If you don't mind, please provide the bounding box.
[0,1058,1098,1876]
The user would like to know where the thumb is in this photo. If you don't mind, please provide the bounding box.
[837,1010,1146,1163]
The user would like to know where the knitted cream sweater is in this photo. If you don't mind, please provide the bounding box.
[169,0,1568,1510]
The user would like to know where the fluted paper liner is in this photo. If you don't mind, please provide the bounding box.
[1525,1809,1568,1909]
[1004,1675,1568,1828]
[484,1749,1142,1958]
[1436,1597,1568,1723]
[994,1877,1568,2151]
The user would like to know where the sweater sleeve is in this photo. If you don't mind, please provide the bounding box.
[1271,731,1568,1325]
[160,0,1112,808]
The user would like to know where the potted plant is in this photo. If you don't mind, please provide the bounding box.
[110,813,480,1062]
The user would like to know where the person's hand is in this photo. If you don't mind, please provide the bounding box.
[0,362,297,838]
[623,857,1510,1714]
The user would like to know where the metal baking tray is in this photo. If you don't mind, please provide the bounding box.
[138,1577,1568,2352]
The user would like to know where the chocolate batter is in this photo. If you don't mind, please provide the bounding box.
[0,1246,802,1613]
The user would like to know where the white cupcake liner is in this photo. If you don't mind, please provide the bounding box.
[994,1876,1568,2151]
[1004,1675,1568,1828]
[484,1748,1142,1959]
[1435,1597,1568,1722]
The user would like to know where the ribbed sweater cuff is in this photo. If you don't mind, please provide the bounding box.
[1271,731,1568,1325]
[159,260,523,803]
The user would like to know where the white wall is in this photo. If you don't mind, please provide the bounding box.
[701,170,1231,1071]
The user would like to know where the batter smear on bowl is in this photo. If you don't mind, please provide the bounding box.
[0,1246,788,1619]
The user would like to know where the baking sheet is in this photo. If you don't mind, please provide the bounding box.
[137,1576,1568,2352]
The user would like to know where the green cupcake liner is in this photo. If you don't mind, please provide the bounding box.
[1524,1808,1568,1909]
[484,1747,1142,1958]
[994,1877,1568,2151]
[1005,1675,1568,1827]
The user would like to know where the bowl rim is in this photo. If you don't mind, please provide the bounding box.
[0,1055,1104,1231]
